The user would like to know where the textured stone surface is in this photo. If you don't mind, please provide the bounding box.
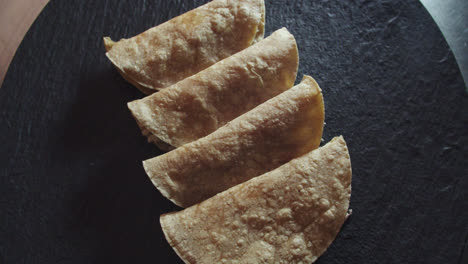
[0,0,467,263]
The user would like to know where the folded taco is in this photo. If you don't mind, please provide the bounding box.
[128,28,298,150]
[104,0,265,94]
[161,136,352,264]
[144,75,325,207]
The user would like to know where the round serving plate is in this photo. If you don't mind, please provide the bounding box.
[1,0,467,263]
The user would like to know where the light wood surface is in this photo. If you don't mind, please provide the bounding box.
[0,0,49,86]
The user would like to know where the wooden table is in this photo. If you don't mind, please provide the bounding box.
[0,0,49,86]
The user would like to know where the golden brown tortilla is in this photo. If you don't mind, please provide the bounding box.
[128,28,299,150]
[104,0,265,94]
[160,136,352,264]
[143,75,325,207]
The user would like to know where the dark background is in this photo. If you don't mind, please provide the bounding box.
[1,0,467,263]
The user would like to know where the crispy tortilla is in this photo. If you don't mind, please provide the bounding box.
[128,28,299,150]
[143,75,325,207]
[104,0,265,94]
[160,136,352,264]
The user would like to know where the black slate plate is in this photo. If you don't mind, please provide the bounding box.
[1,0,467,263]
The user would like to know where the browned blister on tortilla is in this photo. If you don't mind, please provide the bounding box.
[160,136,352,264]
[104,0,265,94]
[128,28,298,149]
[143,75,325,207]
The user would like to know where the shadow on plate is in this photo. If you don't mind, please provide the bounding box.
[58,68,181,262]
